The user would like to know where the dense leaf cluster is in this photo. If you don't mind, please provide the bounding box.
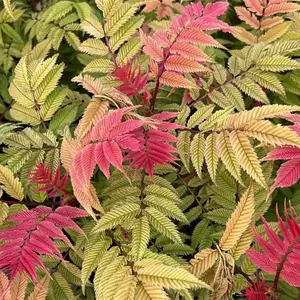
[1,0,300,299]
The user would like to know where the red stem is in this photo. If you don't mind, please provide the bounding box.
[273,235,300,293]
[272,246,292,292]
[149,24,187,113]
[102,21,118,69]
[30,0,37,10]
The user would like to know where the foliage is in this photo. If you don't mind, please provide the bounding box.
[1,0,300,299]
[245,203,300,298]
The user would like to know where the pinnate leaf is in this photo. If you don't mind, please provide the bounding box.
[219,185,255,251]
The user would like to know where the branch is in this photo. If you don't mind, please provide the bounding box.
[188,70,249,108]
[102,21,118,69]
[50,248,71,275]
[0,199,60,207]
[273,246,292,293]
[234,265,254,286]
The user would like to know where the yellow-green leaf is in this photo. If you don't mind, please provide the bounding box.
[219,185,255,251]
[0,165,24,200]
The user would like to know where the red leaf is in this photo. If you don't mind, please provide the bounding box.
[270,158,300,194]
[55,206,89,219]
[203,1,229,17]
[281,270,300,287]
[141,34,164,62]
[125,127,178,178]
[0,206,86,281]
[246,249,277,273]
[112,62,149,97]
[248,204,300,287]
[244,276,269,300]
[103,140,123,172]
[244,0,264,15]
[94,143,110,178]
[29,164,70,198]
[265,146,300,160]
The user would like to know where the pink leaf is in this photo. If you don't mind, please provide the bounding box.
[203,1,229,17]
[261,216,287,254]
[108,120,144,139]
[102,140,124,172]
[94,143,110,178]
[265,146,300,160]
[235,6,260,29]
[246,249,277,273]
[141,34,164,62]
[281,270,300,286]
[244,0,264,15]
[270,158,300,193]
[55,206,89,219]
[178,28,222,47]
[80,144,96,183]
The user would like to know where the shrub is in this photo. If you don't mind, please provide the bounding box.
[1,0,300,299]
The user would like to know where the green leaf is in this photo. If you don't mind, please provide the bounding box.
[1,23,23,43]
[144,185,180,204]
[96,0,122,19]
[3,0,15,19]
[104,3,138,37]
[40,87,69,121]
[222,83,245,111]
[217,131,242,184]
[145,207,182,244]
[110,16,144,52]
[144,195,188,223]
[137,264,212,290]
[79,39,108,56]
[191,133,205,179]
[177,131,191,172]
[81,14,104,38]
[116,37,142,64]
[0,165,24,200]
[83,59,115,73]
[234,77,269,104]
[247,69,285,95]
[82,236,111,290]
[187,105,215,128]
[205,133,219,183]
[204,208,233,225]
[51,273,74,300]
[93,203,141,232]
[257,55,300,72]
[191,219,209,249]
[59,261,82,286]
[132,216,150,261]
[49,105,78,132]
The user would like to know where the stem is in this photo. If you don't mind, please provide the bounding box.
[188,70,249,108]
[0,199,60,207]
[150,75,162,113]
[235,265,254,286]
[273,235,300,293]
[11,146,61,151]
[105,229,137,275]
[273,246,292,292]
[50,249,71,275]
[105,35,118,68]
[150,24,186,112]
[178,174,201,205]
[102,22,118,69]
